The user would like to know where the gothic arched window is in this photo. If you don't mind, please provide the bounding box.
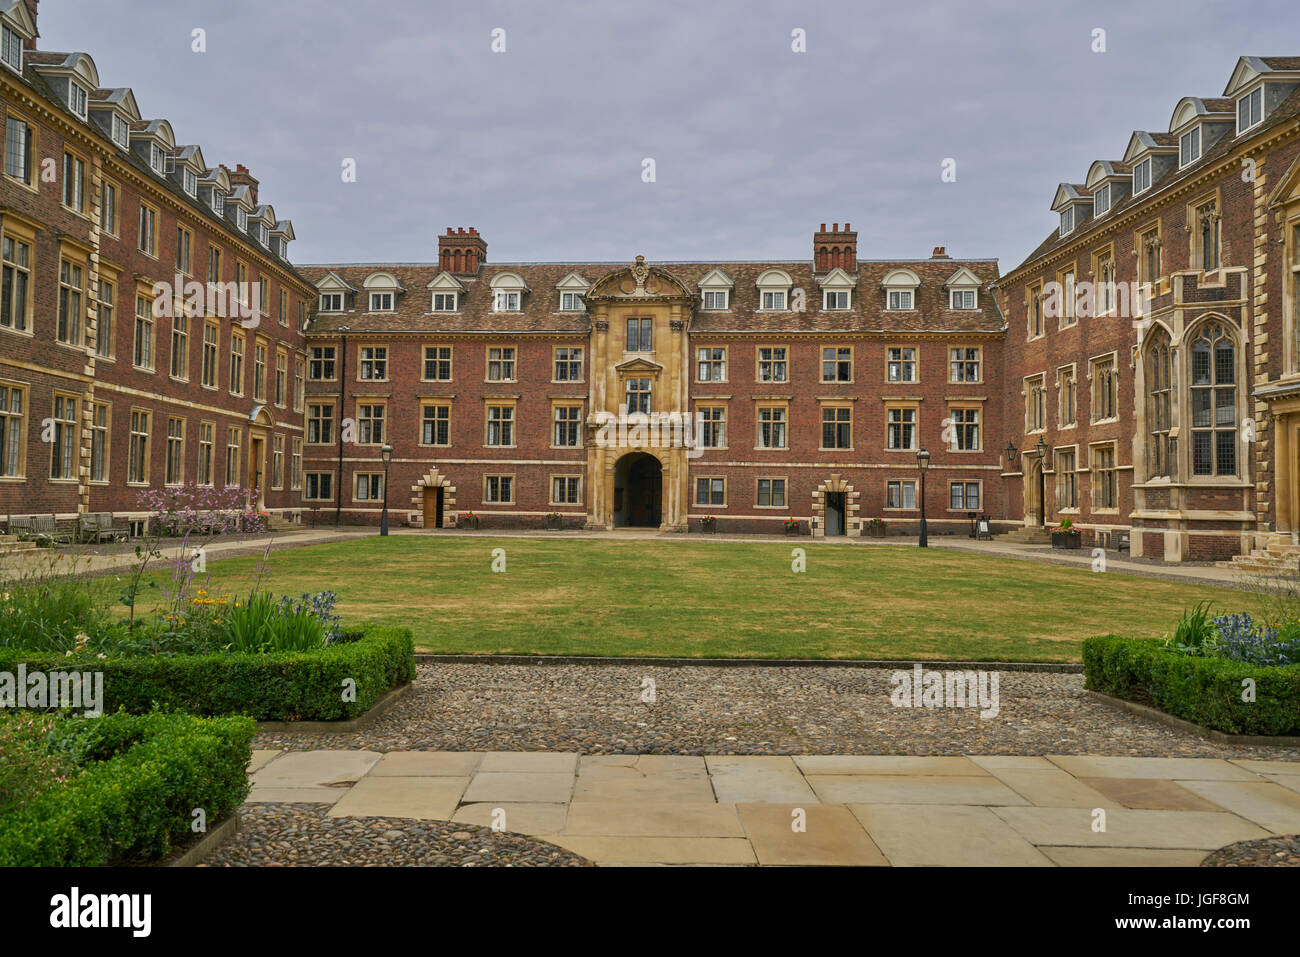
[1189,322,1237,477]
[1147,329,1173,479]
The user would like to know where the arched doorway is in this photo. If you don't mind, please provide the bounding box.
[613,452,662,527]
[1024,458,1044,527]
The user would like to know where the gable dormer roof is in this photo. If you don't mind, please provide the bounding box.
[817,266,856,288]
[944,265,982,288]
[1051,183,1089,211]
[1223,56,1300,96]
[315,271,357,293]
[554,271,590,291]
[27,50,100,89]
[131,118,176,150]
[1085,160,1129,187]
[1121,130,1178,164]
[0,0,37,42]
[90,86,140,120]
[426,271,465,292]
[1168,96,1234,132]
[697,268,734,289]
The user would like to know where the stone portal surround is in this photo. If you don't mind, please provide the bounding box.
[245,750,1300,866]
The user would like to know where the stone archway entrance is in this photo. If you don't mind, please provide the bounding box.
[1023,458,1044,527]
[811,474,860,538]
[410,466,455,528]
[613,452,662,527]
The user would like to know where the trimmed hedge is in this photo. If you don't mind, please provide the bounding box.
[0,711,254,866]
[0,624,415,721]
[1083,635,1300,736]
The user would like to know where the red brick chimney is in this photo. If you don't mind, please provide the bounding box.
[814,222,856,272]
[223,163,259,205]
[439,227,487,274]
[22,0,39,48]
[931,246,950,259]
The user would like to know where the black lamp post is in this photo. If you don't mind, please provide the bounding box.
[1036,437,1050,527]
[379,441,393,536]
[916,447,930,548]
[1005,440,1018,465]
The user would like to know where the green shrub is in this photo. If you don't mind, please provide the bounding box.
[0,714,80,816]
[1083,635,1300,735]
[1165,600,1218,655]
[0,624,414,721]
[0,711,254,866]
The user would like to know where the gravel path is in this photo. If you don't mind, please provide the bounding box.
[201,803,590,867]
[253,663,1300,760]
[1202,835,1300,867]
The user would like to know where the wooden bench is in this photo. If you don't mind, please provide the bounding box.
[78,512,124,544]
[8,516,36,541]
[30,514,71,546]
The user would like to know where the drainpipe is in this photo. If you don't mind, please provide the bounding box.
[335,327,348,526]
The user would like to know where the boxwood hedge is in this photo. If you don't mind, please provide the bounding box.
[0,624,415,721]
[1083,635,1300,736]
[0,711,254,866]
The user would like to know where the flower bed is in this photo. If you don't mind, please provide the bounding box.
[0,711,254,866]
[1083,635,1300,736]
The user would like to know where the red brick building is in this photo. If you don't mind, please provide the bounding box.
[993,56,1300,562]
[1,0,315,533]
[299,227,1008,537]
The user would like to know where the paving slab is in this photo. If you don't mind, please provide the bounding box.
[1176,780,1300,834]
[247,750,281,774]
[1263,774,1300,795]
[988,768,1116,808]
[991,806,1271,849]
[1079,777,1224,812]
[250,750,382,789]
[246,786,346,804]
[547,836,757,865]
[370,752,484,776]
[1228,759,1300,774]
[849,804,1052,866]
[451,802,568,836]
[968,756,1056,771]
[794,756,989,776]
[572,765,714,803]
[563,802,746,838]
[707,756,819,803]
[478,752,579,774]
[738,804,887,866]
[1039,846,1210,867]
[1046,756,1261,781]
[463,772,575,803]
[326,775,469,820]
[806,774,1028,806]
[579,755,705,773]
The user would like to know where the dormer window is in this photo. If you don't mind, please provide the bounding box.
[258,222,269,246]
[182,167,197,197]
[369,292,393,312]
[950,289,977,310]
[319,293,343,312]
[560,291,584,311]
[1093,184,1111,217]
[702,289,728,310]
[1132,158,1151,194]
[1,23,22,73]
[888,289,913,310]
[236,207,247,231]
[761,290,786,310]
[1237,87,1263,134]
[111,114,129,149]
[149,143,165,175]
[1179,126,1201,167]
[69,83,88,119]
[823,290,850,310]
[1059,206,1075,237]
[432,292,458,312]
[276,237,288,259]
[494,291,520,312]
[211,191,224,217]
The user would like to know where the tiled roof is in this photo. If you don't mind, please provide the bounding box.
[1007,82,1300,276]
[298,258,1004,336]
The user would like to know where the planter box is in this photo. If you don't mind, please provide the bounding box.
[1051,531,1082,549]
[699,522,717,534]
[545,518,564,531]
[457,516,481,530]
[865,525,888,538]
[784,524,801,536]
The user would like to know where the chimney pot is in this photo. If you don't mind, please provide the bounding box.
[820,224,826,232]
[932,246,946,258]
[446,228,454,235]
[844,222,850,231]
[833,223,839,232]
[469,227,478,236]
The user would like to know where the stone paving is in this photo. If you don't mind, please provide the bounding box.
[243,750,1300,866]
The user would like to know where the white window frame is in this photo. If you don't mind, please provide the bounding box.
[1093,183,1110,217]
[149,142,165,175]
[0,23,22,73]
[432,292,458,312]
[368,291,394,312]
[319,292,343,312]
[559,291,584,312]
[1132,157,1151,194]
[494,290,520,312]
[760,289,786,311]
[702,289,729,310]
[68,82,88,120]
[236,207,248,231]
[949,288,977,310]
[1179,126,1201,168]
[1237,86,1264,135]
[211,190,224,217]
[887,289,913,311]
[822,289,850,311]
[1059,205,1075,237]
[111,113,129,149]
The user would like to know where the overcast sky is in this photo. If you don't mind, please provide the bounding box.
[35,0,1300,271]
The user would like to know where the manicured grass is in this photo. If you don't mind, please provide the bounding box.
[132,536,1248,662]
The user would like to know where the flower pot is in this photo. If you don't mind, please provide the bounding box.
[785,523,800,536]
[866,525,887,538]
[546,518,564,531]
[458,516,480,530]
[1051,531,1081,549]
[700,522,717,534]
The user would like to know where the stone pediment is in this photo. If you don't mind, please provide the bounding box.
[614,356,665,375]
[586,256,695,302]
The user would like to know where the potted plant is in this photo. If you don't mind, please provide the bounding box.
[783,517,801,536]
[1051,516,1081,549]
[457,511,481,530]
[545,511,564,530]
[700,515,717,534]
[865,517,888,538]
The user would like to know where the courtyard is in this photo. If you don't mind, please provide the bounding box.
[135,533,1249,661]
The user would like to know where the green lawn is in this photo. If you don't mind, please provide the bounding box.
[127,536,1251,662]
